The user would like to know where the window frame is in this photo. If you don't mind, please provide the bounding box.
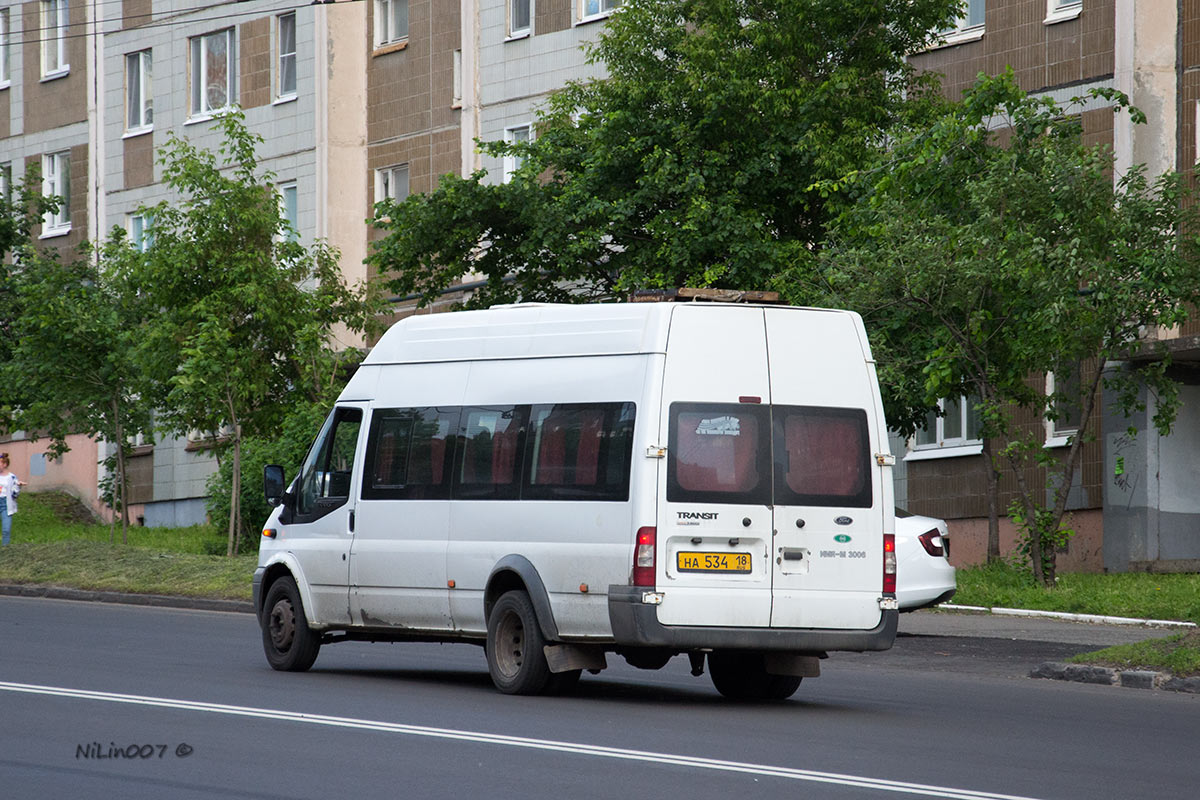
[188,29,234,120]
[1,8,11,88]
[362,407,460,500]
[375,163,410,205]
[294,406,363,523]
[666,402,773,506]
[125,49,153,134]
[127,212,153,251]
[276,11,296,100]
[374,0,409,49]
[578,0,620,24]
[40,0,69,79]
[277,182,298,242]
[906,396,983,461]
[41,150,71,237]
[937,0,985,46]
[1045,0,1082,25]
[503,123,532,182]
[0,162,10,205]
[508,0,532,39]
[1044,370,1082,448]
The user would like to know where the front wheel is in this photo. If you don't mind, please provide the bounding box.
[708,651,802,701]
[486,590,556,695]
[261,576,321,672]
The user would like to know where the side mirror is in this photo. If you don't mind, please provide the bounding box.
[264,465,286,507]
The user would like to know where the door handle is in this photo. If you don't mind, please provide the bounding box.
[349,510,355,533]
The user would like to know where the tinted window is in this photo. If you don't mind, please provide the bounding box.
[454,406,528,500]
[524,403,636,501]
[362,407,458,500]
[667,403,771,505]
[774,406,872,508]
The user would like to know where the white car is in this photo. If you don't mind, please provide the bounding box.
[895,509,957,611]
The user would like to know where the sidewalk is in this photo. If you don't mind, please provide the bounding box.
[900,607,1190,648]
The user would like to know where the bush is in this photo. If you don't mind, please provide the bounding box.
[206,400,327,552]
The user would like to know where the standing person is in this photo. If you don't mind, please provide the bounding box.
[0,453,26,546]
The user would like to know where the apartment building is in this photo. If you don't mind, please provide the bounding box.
[904,0,1200,573]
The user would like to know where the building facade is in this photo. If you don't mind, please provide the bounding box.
[906,0,1200,572]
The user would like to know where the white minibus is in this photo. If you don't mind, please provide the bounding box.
[254,302,898,699]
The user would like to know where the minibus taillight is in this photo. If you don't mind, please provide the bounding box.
[633,527,657,587]
[883,533,897,594]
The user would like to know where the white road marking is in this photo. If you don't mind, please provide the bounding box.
[1,680,1045,800]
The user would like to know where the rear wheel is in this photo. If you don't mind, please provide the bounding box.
[708,651,802,701]
[486,590,555,695]
[261,576,321,672]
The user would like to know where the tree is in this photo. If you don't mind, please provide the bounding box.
[811,71,1200,585]
[368,0,957,307]
[1,234,153,543]
[126,110,386,555]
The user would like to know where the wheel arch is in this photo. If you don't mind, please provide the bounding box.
[485,555,560,642]
[257,555,316,626]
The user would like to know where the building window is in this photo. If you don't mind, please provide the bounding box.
[41,151,71,236]
[1044,370,1082,447]
[939,0,985,44]
[503,124,531,182]
[1045,0,1082,24]
[189,29,234,118]
[0,163,11,204]
[127,213,153,251]
[376,164,409,204]
[579,0,620,22]
[278,182,298,241]
[41,0,69,78]
[125,50,153,132]
[374,0,408,48]
[509,0,531,37]
[277,12,296,99]
[452,49,462,108]
[910,396,982,458]
[1,8,11,87]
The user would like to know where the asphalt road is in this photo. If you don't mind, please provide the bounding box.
[0,596,1196,800]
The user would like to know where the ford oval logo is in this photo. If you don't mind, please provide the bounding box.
[834,534,852,543]
[834,516,853,526]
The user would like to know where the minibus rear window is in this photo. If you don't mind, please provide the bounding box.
[667,403,771,505]
[774,406,872,508]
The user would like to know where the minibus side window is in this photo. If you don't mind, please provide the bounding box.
[295,407,363,519]
[362,407,459,500]
[666,403,771,505]
[454,405,528,500]
[773,406,872,508]
[524,402,636,501]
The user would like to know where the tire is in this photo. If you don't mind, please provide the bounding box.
[486,590,555,695]
[708,651,802,701]
[261,576,321,672]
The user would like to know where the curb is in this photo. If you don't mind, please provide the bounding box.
[939,603,1197,629]
[0,583,253,614]
[1030,661,1200,694]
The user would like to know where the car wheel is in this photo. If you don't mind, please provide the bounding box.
[708,651,802,701]
[486,590,555,695]
[262,576,321,672]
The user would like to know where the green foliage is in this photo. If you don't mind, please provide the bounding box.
[205,399,329,551]
[814,70,1200,584]
[369,0,958,307]
[1,229,154,542]
[1070,631,1200,677]
[1005,499,1074,576]
[120,109,386,555]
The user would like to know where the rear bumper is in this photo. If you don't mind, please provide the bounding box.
[608,585,898,652]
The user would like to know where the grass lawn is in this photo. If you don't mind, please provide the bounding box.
[0,492,255,601]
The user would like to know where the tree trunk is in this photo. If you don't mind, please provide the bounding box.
[981,436,1001,563]
[227,433,241,557]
